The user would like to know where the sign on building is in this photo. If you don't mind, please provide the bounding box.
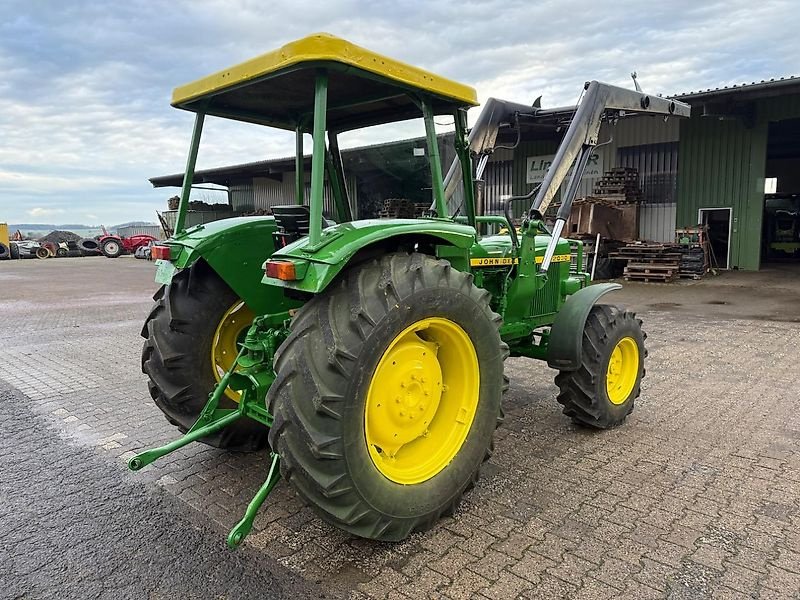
[526,152,604,184]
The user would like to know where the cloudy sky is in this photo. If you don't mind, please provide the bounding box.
[0,0,797,225]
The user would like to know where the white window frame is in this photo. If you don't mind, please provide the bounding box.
[698,207,733,269]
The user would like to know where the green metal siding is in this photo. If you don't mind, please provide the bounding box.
[677,93,800,270]
[677,117,766,270]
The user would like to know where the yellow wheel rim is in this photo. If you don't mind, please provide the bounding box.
[606,337,639,405]
[211,300,255,402]
[364,317,480,485]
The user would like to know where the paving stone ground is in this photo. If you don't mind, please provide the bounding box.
[1,256,799,599]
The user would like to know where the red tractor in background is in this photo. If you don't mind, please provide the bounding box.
[97,226,157,258]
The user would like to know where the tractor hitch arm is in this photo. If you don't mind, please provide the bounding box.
[129,317,288,548]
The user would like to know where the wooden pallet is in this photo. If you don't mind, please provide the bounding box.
[609,254,682,263]
[625,262,679,272]
[592,167,642,203]
[624,274,675,283]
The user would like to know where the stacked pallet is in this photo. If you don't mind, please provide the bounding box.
[609,242,681,283]
[678,247,707,278]
[377,198,429,219]
[675,226,710,279]
[592,167,642,204]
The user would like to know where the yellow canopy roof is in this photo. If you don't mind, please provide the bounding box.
[171,33,478,131]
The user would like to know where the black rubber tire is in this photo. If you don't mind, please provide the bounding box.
[9,243,19,260]
[79,239,100,253]
[0,243,9,260]
[56,247,68,258]
[267,252,507,541]
[140,260,268,451]
[101,237,123,258]
[592,257,616,280]
[555,305,646,429]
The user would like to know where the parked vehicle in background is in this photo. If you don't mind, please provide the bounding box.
[134,240,155,260]
[98,233,158,258]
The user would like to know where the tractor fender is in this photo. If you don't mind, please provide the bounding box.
[546,282,622,371]
[163,216,297,316]
[264,219,476,294]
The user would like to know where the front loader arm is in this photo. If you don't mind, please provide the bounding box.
[442,83,689,227]
[531,81,690,217]
[532,81,690,270]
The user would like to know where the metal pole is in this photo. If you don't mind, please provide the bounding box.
[309,72,328,245]
[175,111,205,235]
[540,145,593,272]
[295,126,304,205]
[453,108,475,227]
[591,232,601,280]
[327,132,353,222]
[422,100,447,218]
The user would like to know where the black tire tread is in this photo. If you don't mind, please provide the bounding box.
[268,252,507,541]
[140,261,268,451]
[555,305,647,429]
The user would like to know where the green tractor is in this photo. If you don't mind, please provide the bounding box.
[131,33,690,546]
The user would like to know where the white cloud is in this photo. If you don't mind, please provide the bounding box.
[28,207,65,217]
[0,0,797,224]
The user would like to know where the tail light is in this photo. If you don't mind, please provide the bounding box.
[151,245,172,260]
[265,260,297,281]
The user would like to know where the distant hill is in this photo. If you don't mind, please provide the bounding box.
[10,223,94,230]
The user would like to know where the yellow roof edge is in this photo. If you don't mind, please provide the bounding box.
[171,32,478,109]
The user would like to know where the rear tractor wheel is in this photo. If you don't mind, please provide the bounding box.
[141,260,266,450]
[555,305,646,429]
[101,238,123,258]
[268,253,507,541]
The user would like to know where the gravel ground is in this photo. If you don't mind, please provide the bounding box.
[1,256,799,599]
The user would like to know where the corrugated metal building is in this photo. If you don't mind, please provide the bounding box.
[507,117,680,243]
[116,224,163,238]
[151,76,800,271]
[675,80,800,270]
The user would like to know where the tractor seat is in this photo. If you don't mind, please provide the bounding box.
[272,205,311,236]
[272,205,310,248]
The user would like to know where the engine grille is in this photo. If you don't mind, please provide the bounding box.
[530,262,565,317]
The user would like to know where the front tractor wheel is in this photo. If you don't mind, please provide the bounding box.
[268,253,507,541]
[141,261,267,451]
[555,305,646,429]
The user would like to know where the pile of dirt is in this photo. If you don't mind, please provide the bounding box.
[37,230,83,244]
